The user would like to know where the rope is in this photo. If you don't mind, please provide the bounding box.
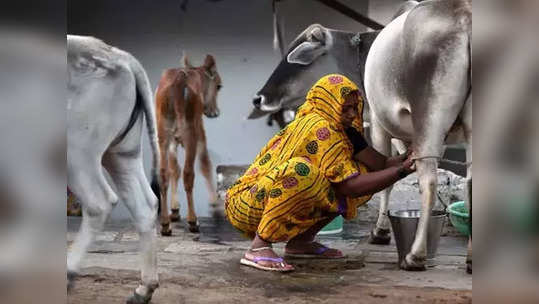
[370,155,467,216]
[436,191,449,209]
[412,155,471,166]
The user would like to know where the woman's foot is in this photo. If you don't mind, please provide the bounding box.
[285,241,345,259]
[241,247,295,272]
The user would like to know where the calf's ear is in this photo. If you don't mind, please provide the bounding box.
[286,41,325,65]
[182,53,194,69]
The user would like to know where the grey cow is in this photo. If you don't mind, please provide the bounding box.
[67,35,160,303]
[249,0,472,272]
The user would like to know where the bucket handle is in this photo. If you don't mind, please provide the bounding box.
[386,210,449,218]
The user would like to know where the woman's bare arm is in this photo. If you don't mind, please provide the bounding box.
[354,147,412,171]
[335,156,415,198]
[345,127,388,171]
[353,147,387,171]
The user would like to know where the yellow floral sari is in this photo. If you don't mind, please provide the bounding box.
[225,74,372,242]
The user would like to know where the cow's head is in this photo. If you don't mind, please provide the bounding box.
[185,54,222,118]
[248,24,379,123]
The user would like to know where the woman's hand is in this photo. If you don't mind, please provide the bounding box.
[336,154,415,198]
[397,153,416,178]
[385,148,413,168]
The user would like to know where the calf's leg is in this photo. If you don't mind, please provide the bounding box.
[183,136,199,232]
[158,139,172,236]
[198,137,221,218]
[168,142,182,222]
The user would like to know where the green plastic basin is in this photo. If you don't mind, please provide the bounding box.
[318,215,343,235]
[447,201,470,236]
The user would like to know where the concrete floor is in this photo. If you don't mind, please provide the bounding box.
[67,216,471,303]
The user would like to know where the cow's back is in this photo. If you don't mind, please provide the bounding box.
[67,35,138,153]
[364,0,471,141]
[155,69,190,135]
[155,68,205,139]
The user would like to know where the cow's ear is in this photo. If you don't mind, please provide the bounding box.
[203,54,216,70]
[286,41,325,65]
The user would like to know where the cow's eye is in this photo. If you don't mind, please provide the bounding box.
[217,85,223,90]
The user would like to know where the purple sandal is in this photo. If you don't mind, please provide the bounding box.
[285,243,345,259]
[240,247,294,272]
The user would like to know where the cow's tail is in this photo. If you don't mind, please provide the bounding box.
[129,57,161,209]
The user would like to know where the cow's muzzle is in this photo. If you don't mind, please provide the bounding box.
[204,107,220,118]
[252,94,264,108]
[252,94,281,112]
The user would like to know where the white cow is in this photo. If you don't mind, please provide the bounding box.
[249,0,472,272]
[364,0,471,271]
[67,35,160,303]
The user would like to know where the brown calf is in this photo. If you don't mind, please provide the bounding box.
[154,54,222,236]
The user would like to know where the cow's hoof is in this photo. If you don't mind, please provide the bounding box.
[126,283,158,304]
[126,291,152,304]
[86,204,106,217]
[169,209,180,222]
[368,228,391,245]
[160,223,172,236]
[67,209,82,217]
[400,253,426,271]
[67,271,77,292]
[187,221,200,233]
[466,260,472,274]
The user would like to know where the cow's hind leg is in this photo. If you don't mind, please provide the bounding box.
[67,155,116,289]
[463,100,472,274]
[400,23,469,270]
[67,208,112,291]
[401,157,438,271]
[463,144,472,273]
[368,117,393,245]
[104,152,159,304]
[168,142,182,223]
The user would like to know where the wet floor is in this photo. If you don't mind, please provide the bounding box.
[68,216,472,303]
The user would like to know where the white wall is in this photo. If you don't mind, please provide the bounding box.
[368,0,407,25]
[69,0,373,219]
